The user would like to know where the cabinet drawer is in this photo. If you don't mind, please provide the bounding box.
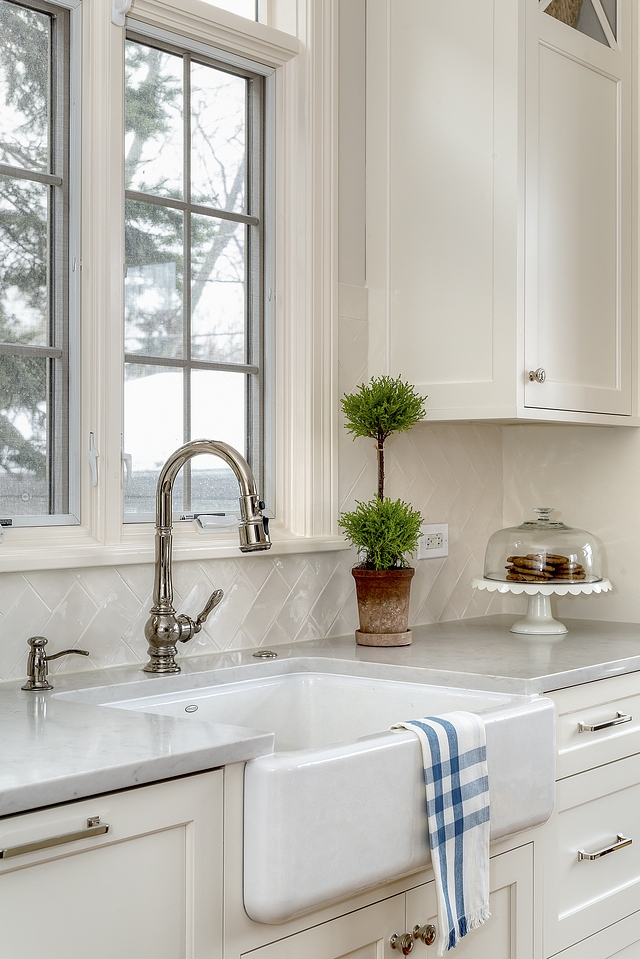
[551,908,640,959]
[544,753,640,955]
[548,673,640,778]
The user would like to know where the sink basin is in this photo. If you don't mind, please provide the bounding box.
[58,664,555,923]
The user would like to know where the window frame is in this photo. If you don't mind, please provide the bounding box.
[0,0,82,528]
[0,0,344,572]
[122,23,270,523]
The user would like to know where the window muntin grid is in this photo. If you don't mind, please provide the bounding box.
[0,0,75,525]
[123,33,264,520]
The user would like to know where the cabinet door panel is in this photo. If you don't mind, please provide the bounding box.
[0,772,222,959]
[525,0,632,416]
[242,895,405,959]
[0,828,186,959]
[406,844,533,959]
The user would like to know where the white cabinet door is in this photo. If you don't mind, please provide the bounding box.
[241,894,406,959]
[524,0,633,417]
[367,0,521,421]
[366,0,636,424]
[0,772,222,959]
[406,844,534,959]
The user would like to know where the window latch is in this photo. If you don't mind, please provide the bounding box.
[121,436,132,488]
[111,0,132,27]
[122,452,132,488]
[87,433,99,487]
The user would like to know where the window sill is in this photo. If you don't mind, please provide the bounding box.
[0,524,349,573]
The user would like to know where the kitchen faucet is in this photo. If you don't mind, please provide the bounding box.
[143,439,271,673]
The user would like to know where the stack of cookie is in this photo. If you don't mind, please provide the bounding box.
[505,553,586,582]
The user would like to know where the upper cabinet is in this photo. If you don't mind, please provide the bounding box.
[366,0,637,424]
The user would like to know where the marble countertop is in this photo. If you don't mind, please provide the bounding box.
[2,613,640,818]
[0,675,274,818]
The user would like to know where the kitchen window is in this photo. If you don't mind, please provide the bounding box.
[0,0,339,571]
[0,0,80,527]
[123,30,267,522]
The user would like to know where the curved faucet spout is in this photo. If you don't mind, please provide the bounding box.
[144,439,271,674]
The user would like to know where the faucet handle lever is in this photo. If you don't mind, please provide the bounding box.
[195,589,224,629]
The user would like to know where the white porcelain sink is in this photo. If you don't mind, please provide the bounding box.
[59,666,555,923]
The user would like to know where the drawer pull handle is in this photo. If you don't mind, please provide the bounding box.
[0,817,109,859]
[578,712,632,733]
[578,834,632,861]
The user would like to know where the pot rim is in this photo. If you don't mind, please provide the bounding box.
[351,566,415,577]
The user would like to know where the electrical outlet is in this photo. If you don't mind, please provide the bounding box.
[417,523,449,560]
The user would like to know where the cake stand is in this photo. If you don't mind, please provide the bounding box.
[470,577,613,635]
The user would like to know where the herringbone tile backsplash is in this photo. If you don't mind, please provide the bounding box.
[0,302,505,682]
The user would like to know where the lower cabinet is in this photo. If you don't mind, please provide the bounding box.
[544,675,640,958]
[0,763,533,959]
[241,844,533,959]
[0,771,223,959]
[542,752,640,956]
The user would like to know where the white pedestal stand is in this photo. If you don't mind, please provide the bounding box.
[470,577,613,635]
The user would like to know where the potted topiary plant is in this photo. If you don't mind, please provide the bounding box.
[338,375,427,646]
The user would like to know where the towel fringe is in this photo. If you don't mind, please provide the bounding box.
[443,908,491,955]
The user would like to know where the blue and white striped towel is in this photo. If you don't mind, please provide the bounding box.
[391,711,491,955]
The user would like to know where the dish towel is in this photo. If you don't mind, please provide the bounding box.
[391,711,491,955]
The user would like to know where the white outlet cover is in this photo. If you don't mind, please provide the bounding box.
[418,523,449,560]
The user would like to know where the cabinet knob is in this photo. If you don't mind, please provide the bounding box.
[390,932,415,954]
[528,368,546,383]
[413,924,437,945]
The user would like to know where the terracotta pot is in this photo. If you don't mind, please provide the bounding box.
[351,567,415,646]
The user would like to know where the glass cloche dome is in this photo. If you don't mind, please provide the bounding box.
[483,508,603,584]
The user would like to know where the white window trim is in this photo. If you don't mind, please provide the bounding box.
[0,0,345,572]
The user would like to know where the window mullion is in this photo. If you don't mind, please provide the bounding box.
[50,7,70,516]
[183,51,192,509]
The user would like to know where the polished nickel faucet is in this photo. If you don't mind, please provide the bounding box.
[143,439,271,674]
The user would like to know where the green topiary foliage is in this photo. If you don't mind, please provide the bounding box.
[341,376,427,499]
[341,375,427,442]
[338,497,423,571]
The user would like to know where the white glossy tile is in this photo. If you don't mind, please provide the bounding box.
[26,569,78,610]
[0,585,50,680]
[117,564,154,602]
[75,567,122,606]
[202,575,257,649]
[310,567,353,633]
[40,582,98,650]
[243,568,292,643]
[80,582,143,662]
[0,573,29,617]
